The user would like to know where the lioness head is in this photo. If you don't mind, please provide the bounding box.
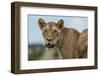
[38,18,64,48]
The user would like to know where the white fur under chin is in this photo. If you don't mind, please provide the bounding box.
[40,48,62,60]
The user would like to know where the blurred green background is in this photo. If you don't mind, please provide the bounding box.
[28,44,61,61]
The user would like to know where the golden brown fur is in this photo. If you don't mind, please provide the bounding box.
[38,18,87,59]
[58,28,80,58]
[77,29,88,58]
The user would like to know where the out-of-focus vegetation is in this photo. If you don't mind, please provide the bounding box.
[28,44,61,61]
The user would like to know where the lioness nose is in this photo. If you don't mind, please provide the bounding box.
[47,38,53,41]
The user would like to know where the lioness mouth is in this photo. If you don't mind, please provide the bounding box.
[46,43,55,48]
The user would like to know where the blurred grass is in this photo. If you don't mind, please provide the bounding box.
[28,44,60,61]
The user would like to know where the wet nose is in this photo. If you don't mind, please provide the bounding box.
[47,38,53,41]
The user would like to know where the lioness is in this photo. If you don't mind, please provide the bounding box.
[38,18,80,59]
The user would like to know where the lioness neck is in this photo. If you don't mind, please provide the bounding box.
[57,28,67,48]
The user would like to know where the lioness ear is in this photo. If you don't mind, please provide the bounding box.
[57,19,64,29]
[38,18,46,30]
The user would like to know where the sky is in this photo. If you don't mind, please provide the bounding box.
[28,15,88,45]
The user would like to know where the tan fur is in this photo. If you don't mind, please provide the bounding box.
[77,29,88,58]
[57,28,80,59]
[38,18,87,59]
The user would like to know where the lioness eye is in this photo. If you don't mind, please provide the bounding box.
[44,30,48,34]
[44,30,47,32]
[53,30,58,36]
[54,30,57,33]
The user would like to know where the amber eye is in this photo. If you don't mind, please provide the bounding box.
[44,30,47,32]
[44,30,48,34]
[53,30,57,33]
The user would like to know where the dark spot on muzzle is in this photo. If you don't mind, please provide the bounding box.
[46,43,55,48]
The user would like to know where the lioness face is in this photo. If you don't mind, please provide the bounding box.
[38,18,64,48]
